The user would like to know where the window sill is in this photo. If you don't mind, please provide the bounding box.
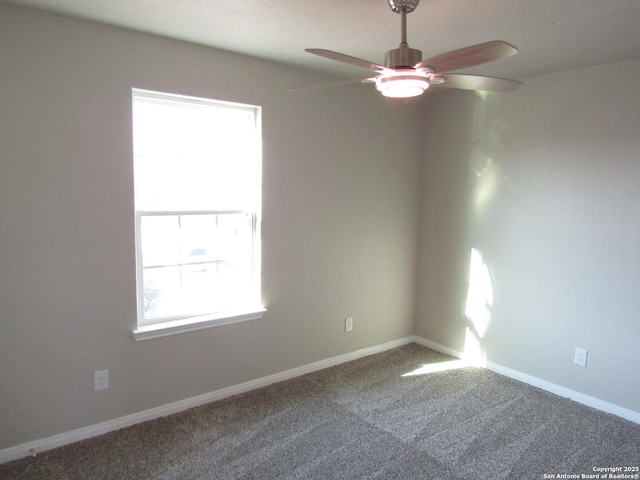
[132,307,266,341]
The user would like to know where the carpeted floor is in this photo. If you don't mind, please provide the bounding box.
[1,344,639,479]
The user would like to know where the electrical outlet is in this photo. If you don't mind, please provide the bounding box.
[94,369,109,391]
[345,317,353,332]
[574,348,588,367]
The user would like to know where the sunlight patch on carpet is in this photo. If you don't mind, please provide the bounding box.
[401,359,473,377]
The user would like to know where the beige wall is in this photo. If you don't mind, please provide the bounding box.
[0,4,422,449]
[416,59,640,414]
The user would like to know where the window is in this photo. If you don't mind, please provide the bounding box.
[132,89,264,340]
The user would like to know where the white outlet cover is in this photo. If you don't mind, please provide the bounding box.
[574,348,588,367]
[94,369,109,391]
[345,317,353,332]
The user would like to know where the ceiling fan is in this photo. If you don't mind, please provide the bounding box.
[289,0,522,100]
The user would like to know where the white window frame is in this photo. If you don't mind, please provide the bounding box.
[131,89,265,341]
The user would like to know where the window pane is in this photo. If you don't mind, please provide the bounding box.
[133,97,258,212]
[179,215,217,263]
[141,215,180,267]
[143,266,180,318]
[140,213,253,322]
[216,213,252,270]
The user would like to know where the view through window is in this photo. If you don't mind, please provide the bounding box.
[132,89,263,336]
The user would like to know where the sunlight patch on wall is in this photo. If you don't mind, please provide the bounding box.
[402,248,495,376]
[464,248,494,338]
[463,326,487,366]
[461,248,495,366]
[471,156,505,213]
[470,91,508,214]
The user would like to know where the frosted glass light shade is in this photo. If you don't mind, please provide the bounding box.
[376,70,430,98]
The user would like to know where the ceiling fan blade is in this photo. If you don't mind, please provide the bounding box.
[416,41,518,73]
[436,73,523,92]
[287,77,376,93]
[306,49,387,73]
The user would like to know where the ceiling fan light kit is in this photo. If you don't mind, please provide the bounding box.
[376,70,429,98]
[292,0,522,100]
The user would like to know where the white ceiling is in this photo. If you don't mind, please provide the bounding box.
[5,0,640,81]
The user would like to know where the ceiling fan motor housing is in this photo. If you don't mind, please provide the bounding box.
[388,0,420,14]
[385,44,422,68]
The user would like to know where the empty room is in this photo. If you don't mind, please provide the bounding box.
[1,0,639,478]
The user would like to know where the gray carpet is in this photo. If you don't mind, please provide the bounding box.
[2,344,639,479]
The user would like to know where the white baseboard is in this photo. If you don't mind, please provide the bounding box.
[0,336,415,465]
[413,335,640,425]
